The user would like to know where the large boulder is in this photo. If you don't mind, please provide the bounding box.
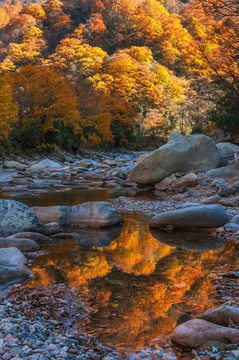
[172,319,239,348]
[129,133,220,185]
[0,247,31,286]
[30,159,61,171]
[31,206,71,226]
[149,205,229,229]
[69,201,122,228]
[0,199,42,236]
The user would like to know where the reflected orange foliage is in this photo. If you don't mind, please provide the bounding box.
[27,215,239,351]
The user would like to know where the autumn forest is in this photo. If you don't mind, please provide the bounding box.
[0,0,238,151]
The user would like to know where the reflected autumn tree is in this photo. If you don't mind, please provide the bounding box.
[28,215,239,351]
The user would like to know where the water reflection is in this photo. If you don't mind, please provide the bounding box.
[150,228,226,251]
[75,225,122,247]
[27,214,239,353]
[0,188,155,207]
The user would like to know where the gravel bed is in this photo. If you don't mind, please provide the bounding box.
[0,285,123,360]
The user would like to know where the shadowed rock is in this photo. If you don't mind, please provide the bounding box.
[75,225,122,247]
[150,229,226,250]
[198,304,239,327]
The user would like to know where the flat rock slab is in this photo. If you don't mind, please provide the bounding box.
[70,201,122,228]
[0,199,43,236]
[149,205,229,229]
[172,319,239,348]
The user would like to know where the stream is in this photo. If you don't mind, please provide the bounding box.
[1,188,239,358]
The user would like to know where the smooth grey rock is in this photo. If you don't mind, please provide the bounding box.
[172,319,239,348]
[70,201,122,228]
[217,142,239,160]
[31,206,71,226]
[0,199,42,236]
[198,304,239,327]
[149,205,229,229]
[0,237,38,250]
[30,159,61,171]
[0,246,27,267]
[129,134,220,185]
[0,247,31,286]
[231,214,239,224]
[206,165,239,179]
[224,223,239,232]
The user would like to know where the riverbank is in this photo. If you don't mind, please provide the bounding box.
[0,285,123,360]
[0,146,239,359]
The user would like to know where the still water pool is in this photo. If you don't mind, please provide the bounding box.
[3,189,239,357]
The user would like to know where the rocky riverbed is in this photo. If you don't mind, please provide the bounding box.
[0,135,239,359]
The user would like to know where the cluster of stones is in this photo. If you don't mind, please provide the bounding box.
[0,198,123,287]
[0,151,138,196]
[0,132,239,359]
[172,303,239,360]
[0,288,122,360]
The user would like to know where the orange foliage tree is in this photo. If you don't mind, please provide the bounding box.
[0,72,17,140]
[12,65,81,149]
